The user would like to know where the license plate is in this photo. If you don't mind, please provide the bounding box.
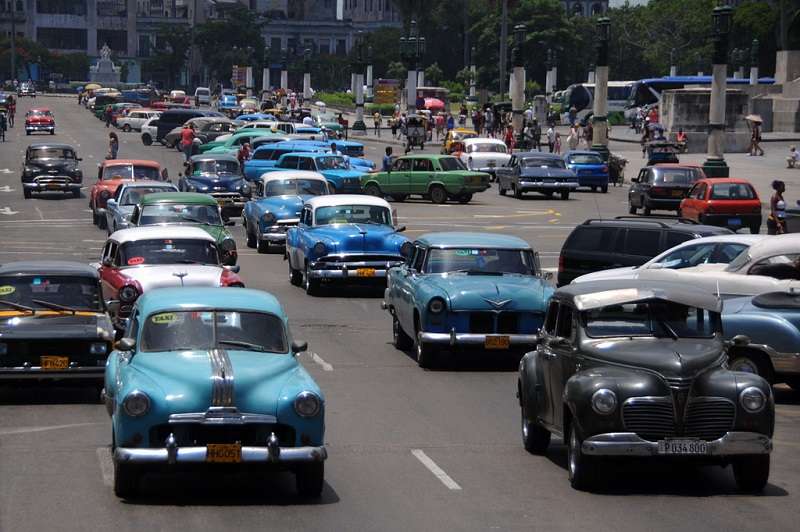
[46,184,61,190]
[217,198,232,205]
[206,443,242,463]
[657,439,709,455]
[671,189,684,197]
[485,335,510,349]
[729,217,742,226]
[40,356,69,370]
[356,268,376,277]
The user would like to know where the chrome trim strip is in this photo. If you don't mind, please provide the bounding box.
[208,348,234,407]
[114,445,327,464]
[0,366,105,379]
[581,431,772,456]
[169,407,277,425]
[420,332,538,346]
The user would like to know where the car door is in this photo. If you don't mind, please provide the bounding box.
[393,244,422,333]
[497,155,514,189]
[535,300,560,426]
[388,158,412,194]
[548,303,576,432]
[98,240,119,301]
[410,158,434,195]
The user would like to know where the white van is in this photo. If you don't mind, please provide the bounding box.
[194,87,211,106]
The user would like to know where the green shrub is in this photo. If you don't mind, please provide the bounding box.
[365,103,395,115]
[316,91,354,108]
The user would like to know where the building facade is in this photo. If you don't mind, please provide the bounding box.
[563,0,608,16]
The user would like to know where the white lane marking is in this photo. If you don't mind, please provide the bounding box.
[0,422,103,436]
[411,449,462,490]
[0,207,19,215]
[0,218,88,223]
[34,206,44,220]
[96,447,114,486]
[0,168,12,174]
[0,185,14,192]
[308,352,334,371]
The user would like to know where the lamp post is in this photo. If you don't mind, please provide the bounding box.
[303,48,312,101]
[280,48,289,106]
[262,48,271,95]
[469,45,476,98]
[591,17,611,162]
[511,24,526,139]
[669,47,677,77]
[9,0,16,82]
[731,48,742,78]
[703,3,733,178]
[587,63,595,84]
[366,45,374,100]
[399,20,425,114]
[550,48,559,99]
[749,38,759,85]
[352,33,367,135]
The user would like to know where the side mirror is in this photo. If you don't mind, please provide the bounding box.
[106,199,117,208]
[225,220,236,227]
[550,336,571,348]
[222,254,236,266]
[102,256,113,267]
[731,334,751,346]
[400,241,414,259]
[291,340,308,355]
[116,337,136,352]
[395,225,407,233]
[224,264,241,273]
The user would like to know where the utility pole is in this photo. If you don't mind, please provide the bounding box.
[498,0,508,98]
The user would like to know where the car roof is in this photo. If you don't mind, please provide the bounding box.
[189,153,239,164]
[0,260,99,278]
[743,233,800,260]
[649,163,704,169]
[463,137,506,145]
[306,194,390,209]
[698,177,754,185]
[398,153,453,159]
[119,180,177,189]
[416,232,531,250]
[564,150,601,156]
[28,107,51,112]
[137,287,284,319]
[139,192,217,205]
[577,217,733,234]
[554,279,722,312]
[110,225,215,244]
[102,159,162,168]
[259,170,326,184]
[515,151,563,159]
[27,143,74,150]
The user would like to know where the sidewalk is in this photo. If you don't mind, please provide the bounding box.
[610,124,800,144]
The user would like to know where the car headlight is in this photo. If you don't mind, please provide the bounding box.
[23,167,33,176]
[428,297,446,314]
[739,386,767,413]
[0,343,7,356]
[591,389,617,415]
[241,182,251,195]
[294,391,321,418]
[119,285,139,303]
[122,391,151,417]
[262,212,276,225]
[220,238,236,252]
[313,241,327,256]
[90,342,108,355]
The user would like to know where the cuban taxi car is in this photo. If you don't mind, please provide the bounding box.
[104,180,179,235]
[518,280,774,492]
[164,117,236,151]
[97,226,244,330]
[24,108,55,135]
[243,171,330,253]
[90,159,168,227]
[262,153,364,194]
[679,178,762,234]
[384,233,551,368]
[460,138,511,180]
[128,192,238,265]
[199,129,277,155]
[103,287,325,498]
[362,154,490,204]
[18,81,36,97]
[563,150,609,192]
[178,154,252,218]
[286,195,408,295]
[495,152,578,200]
[629,164,704,216]
[21,143,83,199]
[217,94,239,117]
[441,128,478,154]
[0,261,113,383]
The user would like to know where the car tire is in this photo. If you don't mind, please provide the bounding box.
[728,351,771,380]
[629,204,637,215]
[643,205,652,216]
[113,460,140,498]
[560,190,570,201]
[414,331,436,369]
[23,189,31,199]
[364,183,382,197]
[498,183,506,196]
[257,239,269,254]
[50,130,55,135]
[26,131,30,135]
[749,224,760,235]
[304,263,322,296]
[567,424,598,491]
[392,315,413,350]
[245,223,256,248]
[521,396,551,454]
[122,124,131,132]
[91,207,99,225]
[513,185,523,199]
[288,258,303,286]
[142,134,152,146]
[591,185,597,192]
[733,455,770,493]
[295,462,324,498]
[97,212,107,230]
[458,193,472,204]
[601,184,608,193]
[429,185,447,204]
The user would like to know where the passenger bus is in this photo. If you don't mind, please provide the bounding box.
[626,75,776,110]
[560,81,634,124]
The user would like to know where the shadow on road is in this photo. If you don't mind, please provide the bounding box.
[396,346,522,372]
[0,383,102,405]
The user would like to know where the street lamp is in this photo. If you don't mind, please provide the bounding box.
[510,24,526,138]
[703,2,734,178]
[670,47,677,76]
[469,45,477,99]
[749,38,759,85]
[279,48,289,106]
[352,32,367,134]
[399,19,426,113]
[590,17,611,161]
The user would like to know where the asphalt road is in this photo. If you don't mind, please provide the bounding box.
[1,96,799,532]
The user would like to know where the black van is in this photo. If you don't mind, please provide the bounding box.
[557,216,733,286]
[154,109,218,143]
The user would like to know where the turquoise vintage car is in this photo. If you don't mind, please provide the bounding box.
[198,129,281,155]
[383,232,553,367]
[103,287,326,498]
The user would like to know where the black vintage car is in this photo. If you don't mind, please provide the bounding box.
[21,143,83,198]
[496,152,579,200]
[517,279,773,492]
[0,261,115,386]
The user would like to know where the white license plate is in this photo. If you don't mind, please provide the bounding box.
[728,218,742,226]
[658,439,709,455]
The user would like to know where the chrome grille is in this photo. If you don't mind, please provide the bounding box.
[685,398,735,441]
[665,376,692,392]
[34,176,71,184]
[622,397,675,440]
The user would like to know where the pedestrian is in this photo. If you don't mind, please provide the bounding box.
[546,125,556,153]
[329,142,342,156]
[390,116,398,138]
[484,108,494,137]
[107,132,119,159]
[583,121,593,148]
[434,113,445,141]
[787,146,800,168]
[676,128,688,152]
[567,125,580,151]
[180,123,195,162]
[749,121,764,156]
[767,180,787,235]
[524,106,533,125]
[237,142,252,166]
[373,111,382,137]
[531,119,542,151]
[104,105,113,128]
[7,96,14,127]
[0,111,6,142]
[446,114,455,132]
[503,125,516,152]
[382,146,394,172]
[568,106,577,126]
[554,132,562,154]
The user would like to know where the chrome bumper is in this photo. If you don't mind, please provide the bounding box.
[308,259,403,280]
[517,180,579,190]
[582,431,772,457]
[260,232,288,243]
[420,331,539,347]
[24,180,80,191]
[0,366,105,379]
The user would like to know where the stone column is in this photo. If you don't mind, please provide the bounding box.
[417,70,425,88]
[703,63,729,177]
[590,18,611,163]
[545,69,553,102]
[87,0,98,57]
[353,71,366,135]
[245,67,253,97]
[512,66,525,136]
[303,72,311,100]
[469,46,476,98]
[749,39,759,85]
[406,69,417,113]
[587,69,595,84]
[366,64,373,98]
[262,67,270,92]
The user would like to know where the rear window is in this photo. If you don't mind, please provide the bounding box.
[565,227,619,252]
[710,183,756,200]
[567,153,602,165]
[654,168,699,185]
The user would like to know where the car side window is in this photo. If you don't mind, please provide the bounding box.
[394,159,412,172]
[556,305,574,340]
[507,155,516,168]
[543,301,559,335]
[665,230,693,250]
[413,159,433,172]
[280,156,298,169]
[656,243,715,269]
[625,229,661,256]
[412,246,426,271]
[125,311,140,342]
[113,186,124,201]
[715,243,748,263]
[298,158,315,171]
[110,243,122,266]
[129,206,140,225]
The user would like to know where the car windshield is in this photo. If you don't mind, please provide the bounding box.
[103,165,160,180]
[28,110,52,117]
[118,238,219,266]
[467,143,507,154]
[425,248,537,275]
[521,157,566,169]
[655,168,699,185]
[141,311,287,353]
[583,300,718,338]
[191,160,240,176]
[725,250,752,272]
[567,153,603,165]
[710,183,756,200]
[315,156,348,170]
[0,275,102,311]
[29,148,74,160]
[439,157,467,171]
[120,186,175,206]
[265,179,327,196]
[314,204,391,226]
[140,204,222,226]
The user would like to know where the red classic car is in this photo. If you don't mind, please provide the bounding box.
[25,108,55,135]
[90,159,168,228]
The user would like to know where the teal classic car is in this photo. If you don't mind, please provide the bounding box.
[198,129,280,155]
[261,152,365,194]
[383,232,552,367]
[103,287,326,498]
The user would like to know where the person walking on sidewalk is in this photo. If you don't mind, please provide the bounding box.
[180,124,195,162]
[749,121,764,156]
[373,111,382,137]
[787,146,800,168]
[546,125,556,153]
[767,180,787,235]
[104,105,113,128]
[107,132,119,159]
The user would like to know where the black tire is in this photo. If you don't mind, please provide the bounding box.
[245,221,256,248]
[122,124,131,132]
[591,185,597,192]
[257,239,269,254]
[113,460,140,498]
[164,139,175,149]
[50,130,55,135]
[295,462,324,497]
[142,134,152,146]
[560,190,570,200]
[629,204,637,215]
[458,193,472,204]
[750,224,760,235]
[521,393,551,454]
[392,314,413,350]
[414,331,436,368]
[288,257,303,286]
[498,183,507,196]
[643,205,652,216]
[23,188,31,199]
[26,131,30,135]
[429,185,447,204]
[513,185,523,199]
[567,424,598,491]
[733,455,770,493]
[728,352,771,380]
[92,207,99,225]
[97,212,107,229]
[364,183,382,197]
[304,263,322,296]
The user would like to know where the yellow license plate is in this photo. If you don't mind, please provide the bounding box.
[40,356,69,370]
[485,336,510,349]
[206,443,242,463]
[217,199,232,205]
[356,268,376,277]
[672,190,683,197]
[46,184,61,190]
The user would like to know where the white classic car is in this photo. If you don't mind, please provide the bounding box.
[459,138,511,179]
[117,110,161,132]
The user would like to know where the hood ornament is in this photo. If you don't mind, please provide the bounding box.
[173,272,188,286]
[483,298,511,309]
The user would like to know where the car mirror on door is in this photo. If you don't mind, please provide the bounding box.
[101,257,113,267]
[116,337,136,352]
[291,340,308,355]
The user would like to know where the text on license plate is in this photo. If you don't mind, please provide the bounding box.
[40,356,69,370]
[658,439,709,455]
[46,184,61,190]
[206,443,242,463]
[356,268,376,277]
[485,335,510,349]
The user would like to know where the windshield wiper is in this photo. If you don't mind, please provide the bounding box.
[454,269,503,276]
[0,300,35,313]
[179,216,212,225]
[30,299,80,314]
[218,340,269,352]
[654,320,679,340]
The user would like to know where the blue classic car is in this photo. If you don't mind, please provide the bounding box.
[495,152,579,200]
[564,150,609,192]
[104,180,178,235]
[260,153,365,194]
[217,94,239,117]
[103,287,326,498]
[286,195,408,295]
[242,171,331,253]
[179,154,252,217]
[244,141,374,182]
[383,232,553,367]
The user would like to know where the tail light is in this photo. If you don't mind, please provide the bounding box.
[558,253,565,273]
[651,186,667,195]
[601,165,608,173]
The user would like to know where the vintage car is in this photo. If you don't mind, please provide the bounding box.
[17,81,36,97]
[518,279,774,492]
[116,109,161,132]
[362,154,490,204]
[103,287,325,498]
[21,143,83,199]
[243,141,373,182]
[104,180,179,235]
[140,117,159,146]
[178,154,252,218]
[242,171,330,253]
[0,261,114,384]
[199,129,279,154]
[90,159,169,228]
[261,152,365,194]
[563,150,609,192]
[629,164,704,216]
[24,107,55,135]
[164,117,236,151]
[383,232,551,368]
[285,195,408,295]
[128,192,238,265]
[679,178,762,234]
[441,128,478,154]
[217,93,239,117]
[96,226,244,329]
[495,152,578,200]
[459,137,511,179]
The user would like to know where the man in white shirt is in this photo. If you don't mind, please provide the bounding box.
[788,146,800,168]
[546,126,556,153]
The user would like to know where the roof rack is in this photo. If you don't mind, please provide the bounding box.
[581,216,698,229]
[614,215,699,225]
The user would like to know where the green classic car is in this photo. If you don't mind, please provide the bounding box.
[127,192,238,265]
[198,130,282,155]
[361,154,490,204]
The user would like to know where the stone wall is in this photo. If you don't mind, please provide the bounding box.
[661,88,751,153]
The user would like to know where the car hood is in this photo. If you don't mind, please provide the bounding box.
[519,167,576,178]
[186,174,244,188]
[0,312,112,339]
[26,159,78,171]
[252,195,306,218]
[572,266,639,283]
[424,274,552,312]
[321,169,364,179]
[582,337,724,379]
[120,265,223,292]
[311,223,405,254]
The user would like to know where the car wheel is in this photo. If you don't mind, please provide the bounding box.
[521,395,551,454]
[498,183,507,196]
[414,331,436,368]
[458,193,472,204]
[567,424,598,491]
[257,239,269,254]
[23,189,31,199]
[245,222,256,248]
[97,212,107,229]
[591,185,597,192]
[513,185,523,199]
[733,455,770,493]
[429,185,447,204]
[288,257,303,286]
[122,124,131,132]
[50,130,55,135]
[142,134,152,146]
[629,204,637,215]
[643,205,652,216]
[560,190,570,200]
[295,462,324,498]
[728,352,770,379]
[364,183,382,197]
[304,263,322,296]
[91,207,99,225]
[164,139,175,149]
[749,224,760,235]
[113,460,140,498]
[392,315,413,350]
